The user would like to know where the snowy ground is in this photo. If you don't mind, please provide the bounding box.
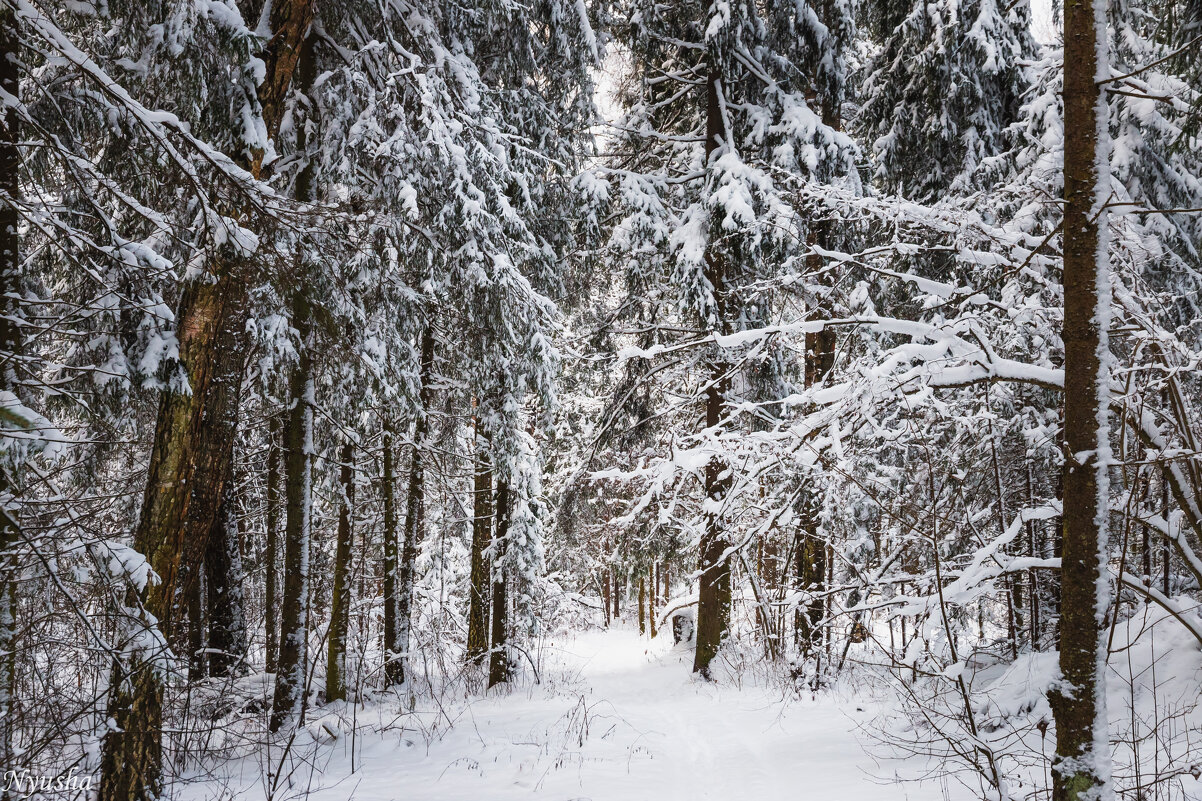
[181,628,960,801]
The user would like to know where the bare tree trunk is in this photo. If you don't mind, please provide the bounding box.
[693,54,734,679]
[270,289,314,733]
[0,7,17,786]
[381,417,403,684]
[638,576,647,635]
[326,441,354,702]
[601,565,611,627]
[206,477,247,677]
[649,564,657,638]
[488,480,511,688]
[396,326,435,685]
[265,415,281,674]
[466,431,492,664]
[1051,0,1113,795]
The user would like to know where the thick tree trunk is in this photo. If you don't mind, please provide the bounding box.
[206,477,248,677]
[396,326,435,685]
[101,0,316,791]
[326,441,354,702]
[270,291,314,733]
[467,434,492,664]
[176,302,248,657]
[487,480,511,688]
[382,418,402,685]
[1051,0,1112,796]
[693,62,732,679]
[265,415,281,674]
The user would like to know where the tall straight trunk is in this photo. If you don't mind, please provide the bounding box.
[382,418,402,684]
[265,414,281,674]
[326,441,354,702]
[270,290,314,733]
[488,480,511,688]
[0,7,16,787]
[396,327,435,685]
[649,564,657,638]
[101,1,316,794]
[1051,0,1113,796]
[793,86,840,657]
[638,576,647,635]
[466,434,492,664]
[612,570,621,619]
[269,25,319,731]
[206,476,247,677]
[601,566,611,626]
[693,58,733,679]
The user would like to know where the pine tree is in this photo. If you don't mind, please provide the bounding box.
[1050,0,1115,794]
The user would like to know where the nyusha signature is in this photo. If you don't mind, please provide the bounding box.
[3,767,93,798]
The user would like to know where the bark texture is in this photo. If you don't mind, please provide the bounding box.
[265,415,281,674]
[693,62,733,679]
[100,0,316,793]
[270,289,314,733]
[1051,0,1111,796]
[381,419,402,684]
[467,437,492,664]
[325,441,354,702]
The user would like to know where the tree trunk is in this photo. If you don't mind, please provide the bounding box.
[649,564,657,638]
[381,418,402,684]
[601,566,611,626]
[206,476,247,677]
[326,441,354,702]
[1051,0,1113,795]
[693,60,733,679]
[101,0,316,791]
[638,576,647,635]
[395,326,435,686]
[488,480,511,688]
[270,290,314,733]
[265,414,281,674]
[0,3,16,784]
[467,432,492,664]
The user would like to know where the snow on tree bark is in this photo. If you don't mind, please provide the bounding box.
[325,441,354,702]
[1050,0,1115,794]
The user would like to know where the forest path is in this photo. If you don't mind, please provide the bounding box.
[272,626,943,801]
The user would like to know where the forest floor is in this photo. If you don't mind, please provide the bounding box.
[186,627,959,801]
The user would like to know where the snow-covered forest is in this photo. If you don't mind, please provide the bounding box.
[2,0,1201,798]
